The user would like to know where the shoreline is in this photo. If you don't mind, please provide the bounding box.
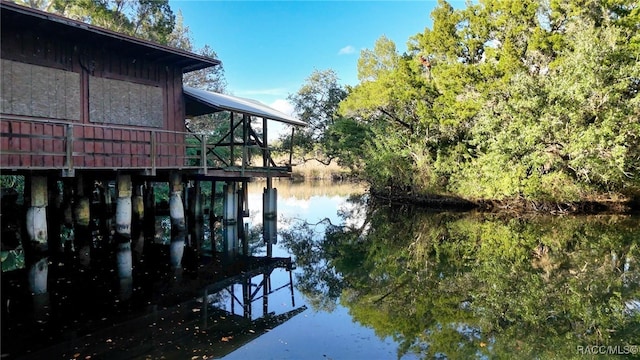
[370,188,640,215]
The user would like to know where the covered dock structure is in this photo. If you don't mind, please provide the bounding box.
[0,2,305,355]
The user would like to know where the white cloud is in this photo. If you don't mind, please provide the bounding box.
[269,99,296,117]
[338,45,355,55]
[267,99,297,140]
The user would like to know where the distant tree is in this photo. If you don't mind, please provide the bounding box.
[281,69,347,164]
[183,45,227,93]
[14,0,176,44]
[337,0,640,202]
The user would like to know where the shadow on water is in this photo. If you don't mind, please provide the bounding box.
[279,195,640,359]
[1,213,305,360]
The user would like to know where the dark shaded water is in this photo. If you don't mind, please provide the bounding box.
[2,181,639,359]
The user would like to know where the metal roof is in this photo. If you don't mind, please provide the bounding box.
[0,1,220,73]
[184,87,306,126]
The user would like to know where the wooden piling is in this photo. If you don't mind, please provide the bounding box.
[131,182,145,259]
[263,182,277,258]
[222,181,238,259]
[73,175,92,267]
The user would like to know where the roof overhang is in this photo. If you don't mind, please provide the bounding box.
[0,1,220,73]
[184,86,306,127]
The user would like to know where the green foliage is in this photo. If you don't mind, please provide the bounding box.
[281,69,348,165]
[0,175,24,196]
[282,197,640,359]
[324,118,372,173]
[332,0,640,202]
[38,0,176,44]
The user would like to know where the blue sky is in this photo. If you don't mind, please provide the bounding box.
[169,0,453,115]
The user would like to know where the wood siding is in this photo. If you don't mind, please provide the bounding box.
[0,21,187,170]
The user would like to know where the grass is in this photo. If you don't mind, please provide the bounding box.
[290,158,350,181]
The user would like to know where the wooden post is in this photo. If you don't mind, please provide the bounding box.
[242,277,251,319]
[289,127,295,166]
[201,134,208,173]
[263,272,269,317]
[242,114,248,173]
[150,130,157,176]
[209,180,217,253]
[230,112,235,166]
[222,181,238,260]
[64,124,74,177]
[263,117,268,168]
[47,177,63,259]
[143,181,156,244]
[263,183,277,258]
[237,183,246,255]
[131,182,145,259]
[74,175,92,267]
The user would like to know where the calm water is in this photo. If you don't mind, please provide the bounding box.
[2,180,639,359]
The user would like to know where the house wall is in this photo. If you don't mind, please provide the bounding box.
[0,24,187,169]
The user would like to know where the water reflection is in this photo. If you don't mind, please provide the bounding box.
[280,196,640,359]
[1,237,303,359]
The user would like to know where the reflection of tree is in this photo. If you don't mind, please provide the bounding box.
[279,195,373,312]
[282,199,640,359]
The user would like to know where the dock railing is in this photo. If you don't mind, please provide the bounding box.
[0,116,291,177]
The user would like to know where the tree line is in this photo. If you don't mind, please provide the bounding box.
[285,0,639,204]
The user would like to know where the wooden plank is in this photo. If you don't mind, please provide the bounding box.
[44,153,54,167]
[73,125,83,138]
[73,138,83,153]
[51,155,60,167]
[84,140,95,154]
[104,140,113,155]
[84,156,95,168]
[20,123,31,154]
[43,124,53,154]
[32,123,44,152]
[122,142,131,155]
[122,153,131,167]
[53,136,64,155]
[95,154,105,167]
[0,132,9,153]
[94,138,104,154]
[84,126,94,139]
[73,155,84,168]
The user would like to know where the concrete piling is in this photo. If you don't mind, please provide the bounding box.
[25,176,48,295]
[169,172,186,270]
[115,174,133,280]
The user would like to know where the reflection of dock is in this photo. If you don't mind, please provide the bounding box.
[7,256,306,360]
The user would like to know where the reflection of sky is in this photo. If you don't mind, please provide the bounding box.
[246,185,358,258]
[224,183,418,360]
[248,193,347,227]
